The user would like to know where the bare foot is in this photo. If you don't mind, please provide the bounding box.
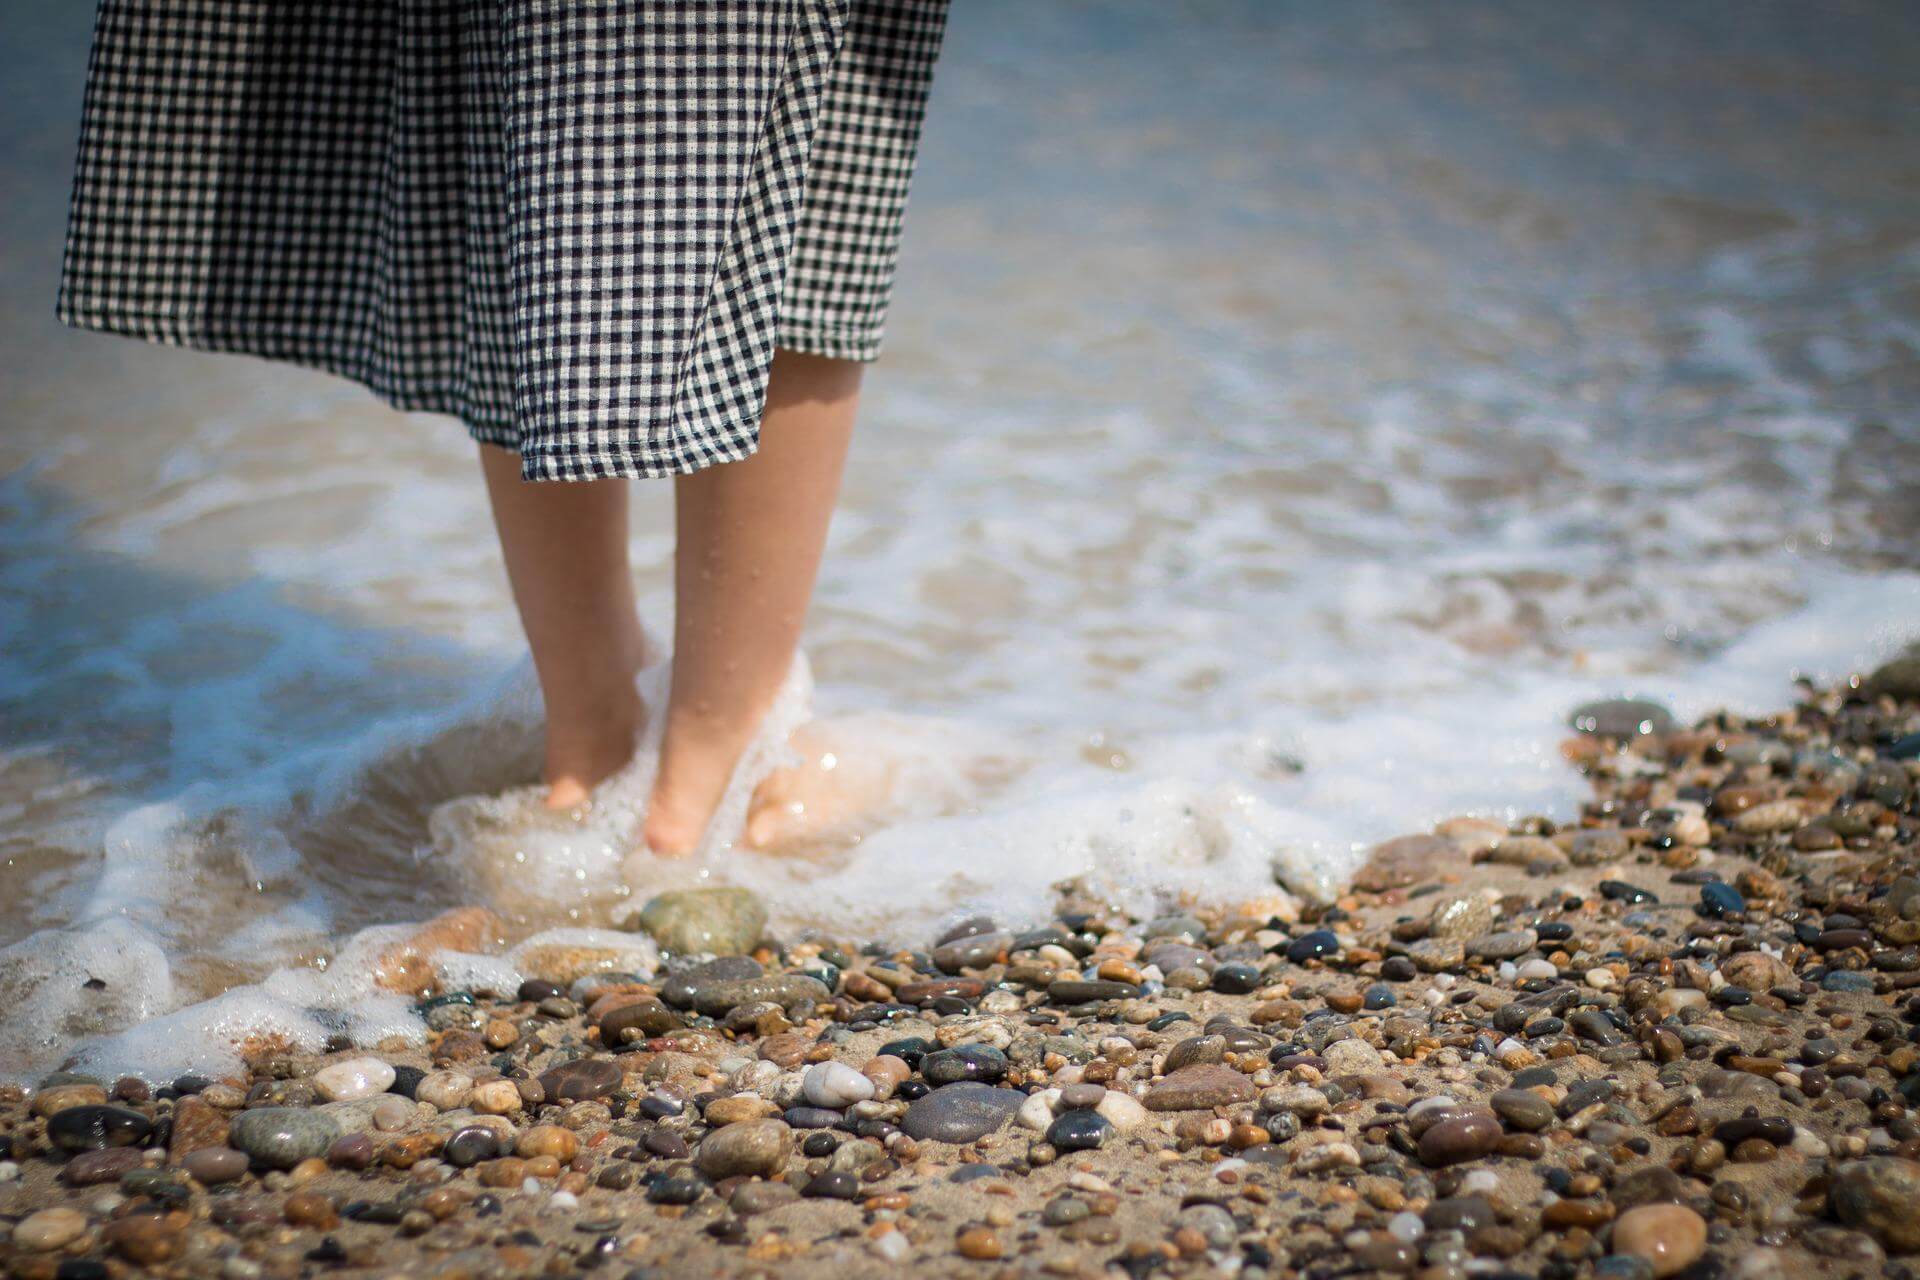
[641,716,749,856]
[540,643,650,811]
[541,709,639,810]
[741,724,897,852]
[642,719,890,857]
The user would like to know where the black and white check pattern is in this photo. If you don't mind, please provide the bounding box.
[56,0,948,481]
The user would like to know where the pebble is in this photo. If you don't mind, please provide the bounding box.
[1428,895,1497,941]
[1467,929,1537,961]
[102,1211,188,1266]
[1829,1157,1920,1253]
[1321,1038,1386,1076]
[1416,1112,1502,1166]
[1146,1063,1257,1111]
[13,1207,88,1251]
[414,1070,474,1111]
[922,1044,1009,1085]
[537,1056,621,1103]
[1489,1088,1554,1131]
[228,1108,340,1169]
[902,1083,1025,1143]
[1046,1109,1113,1152]
[516,1125,579,1161]
[311,1056,397,1102]
[440,1125,499,1168]
[1611,1204,1708,1278]
[956,1227,1003,1260]
[690,973,830,1017]
[694,1118,791,1179]
[371,1096,414,1130]
[61,1148,145,1186]
[802,1060,876,1108]
[632,886,767,956]
[803,1170,860,1199]
[180,1146,249,1184]
[469,1080,524,1114]
[47,1105,151,1153]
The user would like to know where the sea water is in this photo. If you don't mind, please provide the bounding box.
[2,1,1917,1080]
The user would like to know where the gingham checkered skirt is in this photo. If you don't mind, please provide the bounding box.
[56,0,948,480]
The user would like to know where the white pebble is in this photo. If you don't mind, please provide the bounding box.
[549,1190,579,1210]
[414,1070,474,1111]
[802,1061,875,1109]
[1388,1211,1425,1242]
[372,1096,414,1131]
[1790,1128,1828,1156]
[1095,1091,1148,1132]
[1018,1089,1060,1131]
[313,1056,397,1103]
[872,1231,912,1262]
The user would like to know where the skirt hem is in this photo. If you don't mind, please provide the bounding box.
[54,302,739,481]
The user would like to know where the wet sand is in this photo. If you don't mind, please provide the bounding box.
[0,648,1916,1279]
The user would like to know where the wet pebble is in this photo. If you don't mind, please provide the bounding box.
[48,1105,151,1153]
[1611,1203,1707,1278]
[1046,1109,1112,1152]
[311,1057,396,1102]
[228,1107,340,1169]
[180,1146,249,1184]
[902,1083,1024,1143]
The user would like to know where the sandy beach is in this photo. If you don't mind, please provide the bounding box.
[0,648,1914,1279]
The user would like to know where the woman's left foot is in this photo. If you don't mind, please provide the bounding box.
[641,721,892,856]
[742,724,894,851]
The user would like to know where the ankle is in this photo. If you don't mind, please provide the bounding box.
[542,689,642,790]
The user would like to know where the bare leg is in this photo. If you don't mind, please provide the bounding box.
[643,349,859,855]
[479,444,648,810]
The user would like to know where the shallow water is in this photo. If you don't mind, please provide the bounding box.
[2,1,1918,1081]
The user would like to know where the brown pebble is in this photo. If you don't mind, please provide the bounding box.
[166,1094,231,1158]
[327,1133,376,1170]
[421,1187,468,1220]
[1611,1203,1707,1278]
[516,1124,580,1161]
[956,1226,1003,1260]
[287,1155,328,1185]
[102,1212,189,1266]
[1543,1198,1614,1230]
[1417,1112,1502,1166]
[180,1146,249,1185]
[283,1190,339,1229]
[1171,1226,1209,1256]
[478,1156,529,1187]
[61,1148,145,1186]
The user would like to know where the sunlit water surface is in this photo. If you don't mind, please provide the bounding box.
[2,2,1918,1079]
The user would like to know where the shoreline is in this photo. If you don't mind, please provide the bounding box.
[0,649,1916,1279]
